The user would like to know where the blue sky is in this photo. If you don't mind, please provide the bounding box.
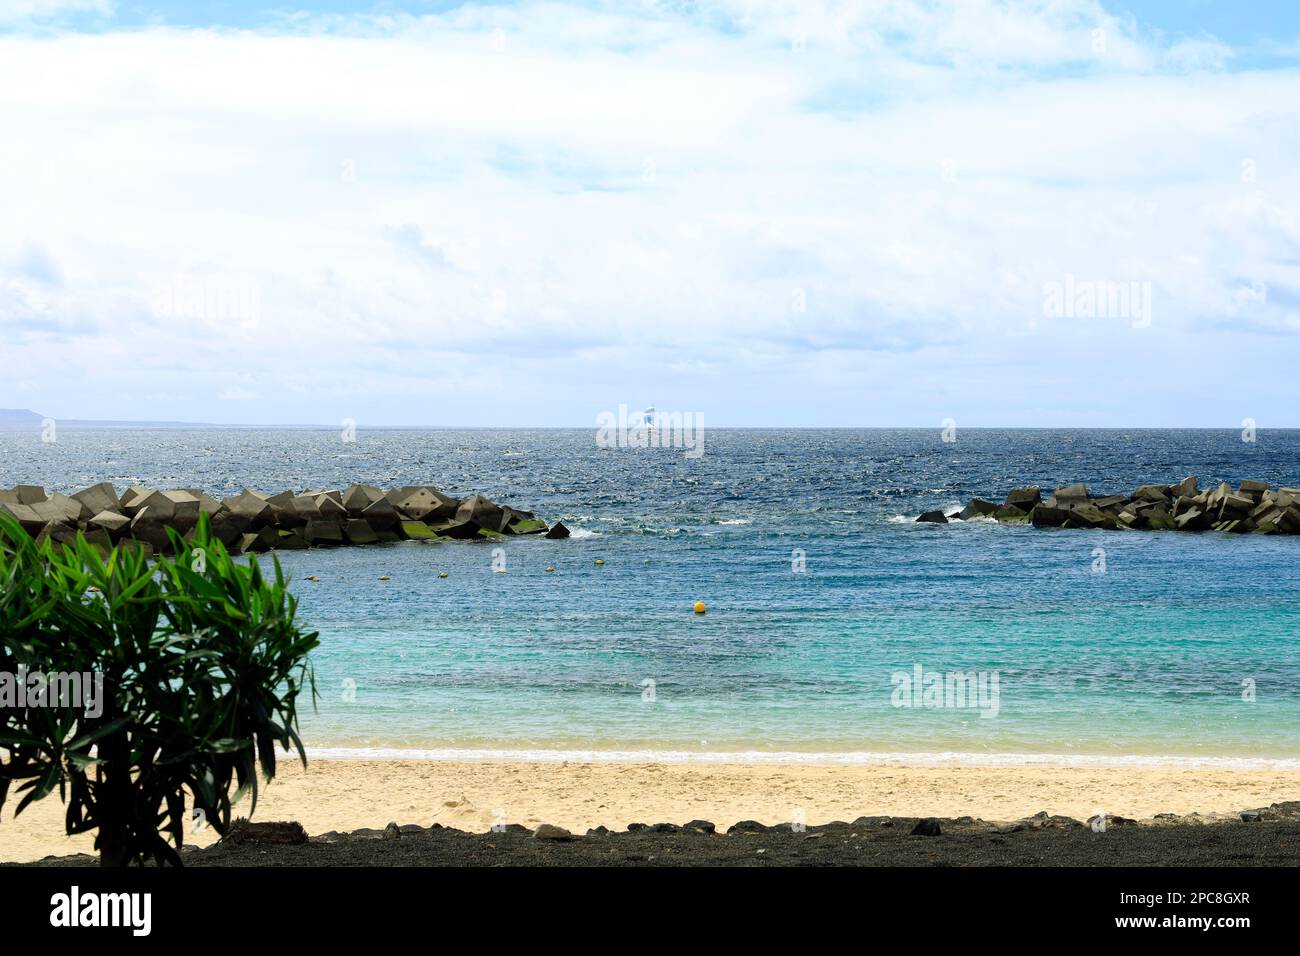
[11,0,1300,46]
[2,1,1299,426]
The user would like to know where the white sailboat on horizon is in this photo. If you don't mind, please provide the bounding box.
[637,405,657,434]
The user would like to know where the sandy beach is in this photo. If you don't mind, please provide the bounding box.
[5,757,1300,863]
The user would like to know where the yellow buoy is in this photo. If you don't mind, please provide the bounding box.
[545,565,555,573]
[693,601,707,614]
[378,575,390,581]
[438,571,449,578]
[306,575,320,582]
[595,558,605,566]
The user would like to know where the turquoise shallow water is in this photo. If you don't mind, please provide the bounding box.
[4,427,1300,760]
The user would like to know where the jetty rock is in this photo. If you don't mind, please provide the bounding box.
[0,482,566,555]
[948,479,1300,536]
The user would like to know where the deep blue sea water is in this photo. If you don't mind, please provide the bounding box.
[4,427,1300,763]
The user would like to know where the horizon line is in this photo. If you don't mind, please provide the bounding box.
[2,421,1298,432]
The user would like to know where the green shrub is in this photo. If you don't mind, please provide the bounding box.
[0,514,318,865]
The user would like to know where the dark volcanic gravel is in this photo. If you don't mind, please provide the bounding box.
[13,805,1300,867]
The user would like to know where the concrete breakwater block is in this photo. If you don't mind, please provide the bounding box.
[0,482,560,555]
[930,477,1300,536]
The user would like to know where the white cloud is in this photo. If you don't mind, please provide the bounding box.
[0,2,1298,424]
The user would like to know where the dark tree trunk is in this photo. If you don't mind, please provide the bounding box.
[97,719,133,867]
[99,831,130,867]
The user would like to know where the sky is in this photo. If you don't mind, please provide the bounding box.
[1,1,1299,427]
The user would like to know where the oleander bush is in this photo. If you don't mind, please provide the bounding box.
[0,514,318,865]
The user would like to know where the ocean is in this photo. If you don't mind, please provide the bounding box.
[5,427,1300,765]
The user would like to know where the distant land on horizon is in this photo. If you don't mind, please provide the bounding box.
[0,408,321,430]
[2,409,1298,431]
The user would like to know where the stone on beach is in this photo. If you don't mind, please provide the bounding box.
[915,510,948,524]
[544,521,571,539]
[533,823,576,841]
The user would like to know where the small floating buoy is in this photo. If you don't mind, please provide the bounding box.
[306,575,320,582]
[545,565,555,573]
[595,558,605,566]
[378,575,390,581]
[693,601,707,614]
[438,571,448,578]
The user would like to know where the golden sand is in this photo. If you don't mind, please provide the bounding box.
[4,758,1299,863]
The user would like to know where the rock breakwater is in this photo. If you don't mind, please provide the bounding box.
[929,477,1300,534]
[0,482,569,555]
